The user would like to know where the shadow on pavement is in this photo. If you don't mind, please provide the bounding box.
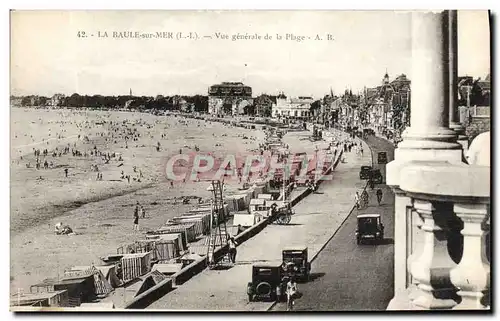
[209,265,234,271]
[308,272,326,282]
[378,238,394,245]
[357,238,394,246]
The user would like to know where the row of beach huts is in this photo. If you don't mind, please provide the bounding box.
[10,119,303,310]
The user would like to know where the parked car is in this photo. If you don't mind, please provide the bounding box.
[247,264,286,302]
[377,152,388,164]
[370,169,383,184]
[281,246,311,282]
[359,166,373,180]
[356,214,384,244]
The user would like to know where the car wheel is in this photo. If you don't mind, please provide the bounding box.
[256,282,272,297]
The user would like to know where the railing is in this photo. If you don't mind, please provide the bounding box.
[398,161,490,310]
[470,106,490,118]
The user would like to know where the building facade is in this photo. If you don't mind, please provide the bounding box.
[253,94,276,117]
[208,82,253,116]
[271,92,313,120]
[365,73,411,139]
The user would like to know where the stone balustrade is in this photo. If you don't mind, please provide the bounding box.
[394,161,490,310]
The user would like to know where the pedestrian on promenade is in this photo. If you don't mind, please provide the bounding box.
[286,276,298,311]
[355,191,361,209]
[228,236,238,263]
[376,189,383,205]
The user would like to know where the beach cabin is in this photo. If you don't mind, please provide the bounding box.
[154,223,197,242]
[147,232,187,252]
[118,239,182,263]
[65,266,114,296]
[30,275,96,307]
[257,193,273,200]
[10,290,69,308]
[249,198,270,217]
[146,231,188,251]
[233,212,263,228]
[94,265,121,288]
[170,214,210,236]
[120,252,152,284]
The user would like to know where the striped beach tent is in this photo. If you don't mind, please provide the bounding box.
[66,265,113,296]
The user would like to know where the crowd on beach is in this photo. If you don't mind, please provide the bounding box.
[12,108,371,303]
[13,110,266,235]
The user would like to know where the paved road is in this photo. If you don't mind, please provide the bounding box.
[147,131,371,310]
[272,135,395,311]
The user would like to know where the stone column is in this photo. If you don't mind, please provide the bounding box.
[386,11,464,310]
[396,11,462,160]
[450,203,490,309]
[446,10,469,152]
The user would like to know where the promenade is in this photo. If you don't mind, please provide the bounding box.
[147,129,371,310]
[272,135,395,311]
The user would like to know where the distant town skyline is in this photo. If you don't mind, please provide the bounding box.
[11,10,490,98]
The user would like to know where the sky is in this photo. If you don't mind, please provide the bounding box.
[10,10,490,98]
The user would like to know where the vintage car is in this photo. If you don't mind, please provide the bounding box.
[247,264,286,302]
[356,214,384,244]
[363,128,375,137]
[370,169,383,184]
[281,246,311,282]
[359,166,373,180]
[377,152,388,164]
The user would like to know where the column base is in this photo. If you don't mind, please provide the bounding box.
[450,122,466,135]
[386,126,464,186]
[387,285,460,310]
[387,288,413,310]
[387,285,427,310]
[412,287,458,309]
[457,135,469,152]
[452,291,489,310]
[397,125,459,147]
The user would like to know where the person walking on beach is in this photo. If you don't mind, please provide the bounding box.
[141,205,146,218]
[133,202,140,231]
[64,168,68,177]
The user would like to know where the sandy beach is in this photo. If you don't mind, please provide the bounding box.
[10,107,266,294]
